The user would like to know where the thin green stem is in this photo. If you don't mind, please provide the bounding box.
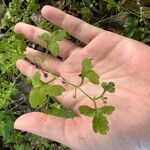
[93,90,106,101]
[92,99,97,109]
[60,75,104,104]
[77,77,84,87]
[60,75,93,100]
[78,87,93,100]
[121,7,139,17]
[59,75,77,87]
[96,5,140,25]
[45,76,56,84]
[96,13,120,23]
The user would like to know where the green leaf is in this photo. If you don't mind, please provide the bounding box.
[14,144,32,150]
[79,105,95,117]
[27,1,40,13]
[101,82,115,93]
[123,17,138,28]
[98,105,115,115]
[81,58,100,84]
[39,32,51,46]
[92,114,109,135]
[104,0,118,11]
[29,87,47,108]
[46,85,65,97]
[81,7,92,22]
[39,30,67,57]
[36,17,51,31]
[48,42,59,57]
[84,70,99,85]
[32,72,43,88]
[52,29,67,41]
[29,84,65,108]
[30,73,65,108]
[82,58,92,72]
[99,115,109,135]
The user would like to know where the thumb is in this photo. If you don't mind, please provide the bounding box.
[14,112,75,147]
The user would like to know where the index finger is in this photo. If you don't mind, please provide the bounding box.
[41,5,104,44]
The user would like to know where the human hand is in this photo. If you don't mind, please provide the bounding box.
[14,5,150,150]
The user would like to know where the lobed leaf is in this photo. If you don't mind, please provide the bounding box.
[39,32,51,46]
[81,7,92,22]
[27,1,40,13]
[46,85,66,97]
[101,82,115,93]
[82,58,92,72]
[79,105,95,117]
[32,72,43,88]
[29,87,47,108]
[48,42,59,57]
[30,72,66,108]
[39,30,67,57]
[52,29,67,41]
[98,105,115,115]
[83,70,99,85]
[81,58,100,85]
[92,114,109,135]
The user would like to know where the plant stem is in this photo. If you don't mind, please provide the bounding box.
[78,87,93,99]
[92,99,97,109]
[59,75,93,100]
[59,75,77,87]
[45,76,56,84]
[121,7,140,17]
[77,77,84,87]
[59,74,108,106]
[12,73,22,86]
[96,13,119,23]
[7,98,26,112]
[94,90,106,101]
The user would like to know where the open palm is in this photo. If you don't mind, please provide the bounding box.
[14,5,150,150]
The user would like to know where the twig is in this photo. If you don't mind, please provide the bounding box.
[2,0,7,8]
[7,98,26,112]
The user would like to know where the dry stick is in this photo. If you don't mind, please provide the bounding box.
[2,0,7,8]
[7,98,26,112]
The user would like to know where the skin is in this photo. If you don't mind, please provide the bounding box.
[14,5,150,150]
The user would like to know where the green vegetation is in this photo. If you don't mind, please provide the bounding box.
[0,0,150,149]
[39,30,68,57]
[30,72,65,108]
